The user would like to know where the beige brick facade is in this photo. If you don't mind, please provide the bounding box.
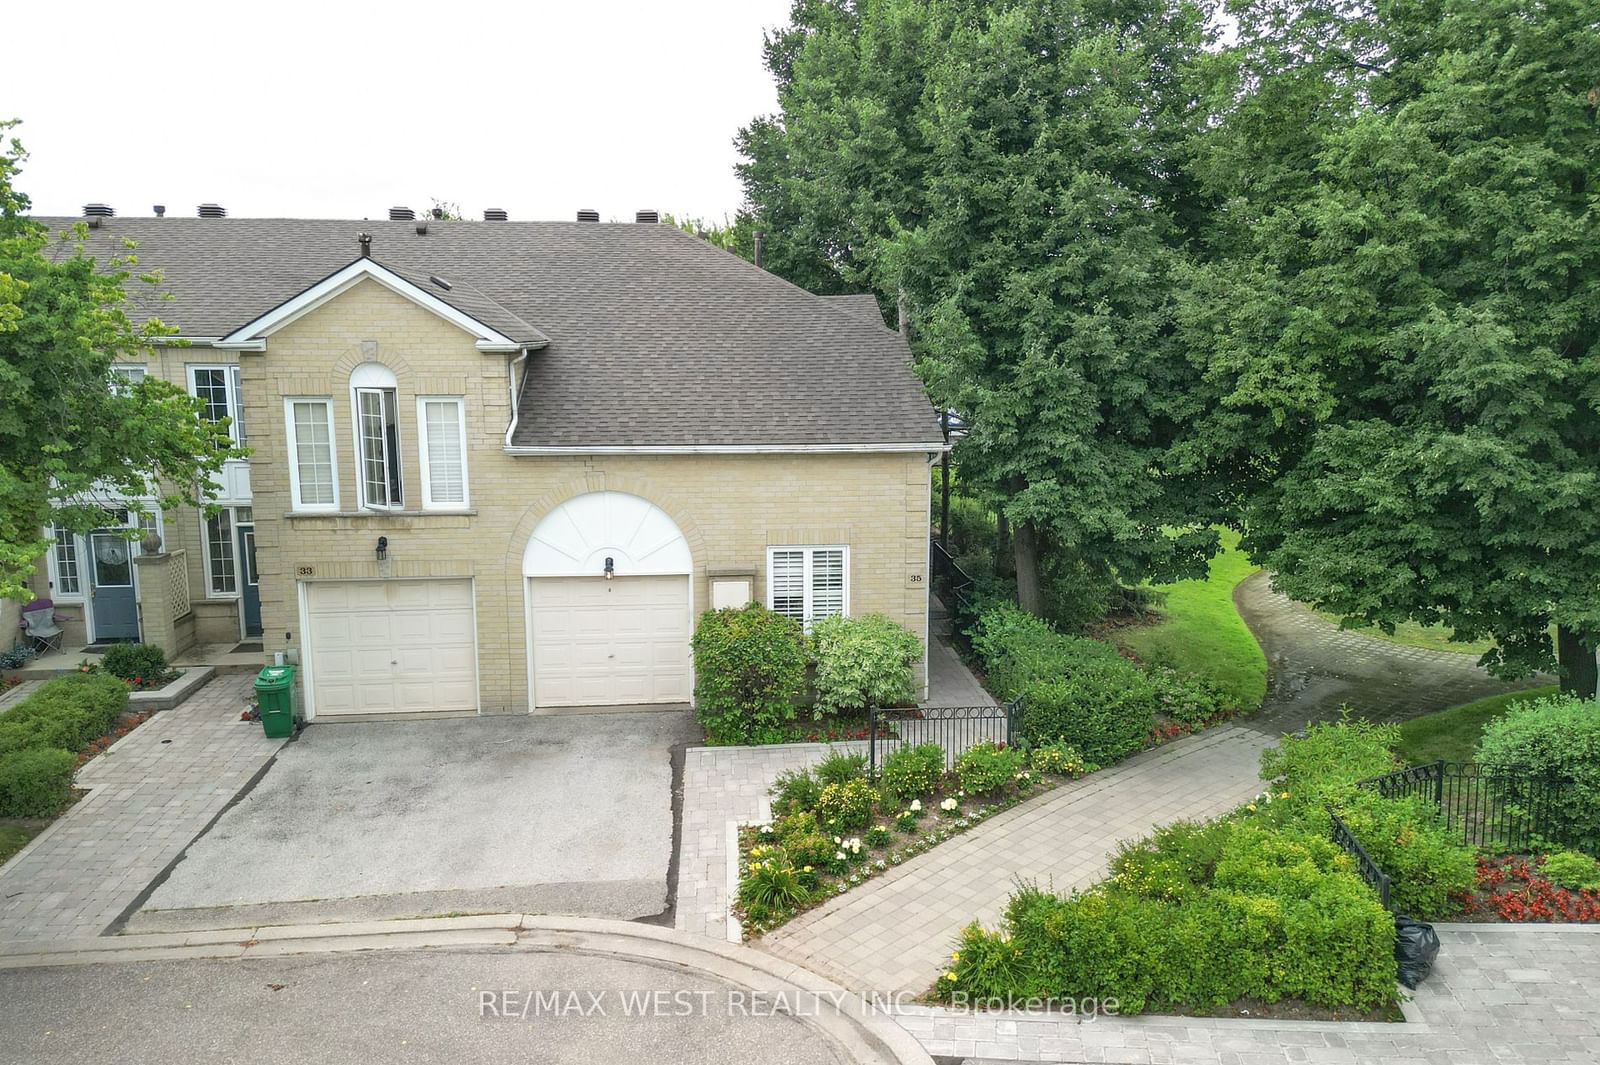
[237,278,933,713]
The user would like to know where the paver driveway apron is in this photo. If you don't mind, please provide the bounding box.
[133,708,698,930]
[0,674,283,948]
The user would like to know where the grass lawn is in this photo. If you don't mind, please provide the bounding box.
[1119,529,1267,711]
[0,823,42,868]
[1392,686,1558,766]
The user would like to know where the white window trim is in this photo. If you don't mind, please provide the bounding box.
[187,363,242,446]
[416,396,470,511]
[49,526,85,601]
[283,397,340,513]
[765,545,850,628]
[352,386,404,511]
[200,509,239,599]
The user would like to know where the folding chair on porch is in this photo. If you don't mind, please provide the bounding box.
[21,598,64,655]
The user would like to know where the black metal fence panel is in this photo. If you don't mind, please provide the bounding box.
[1364,760,1575,852]
[867,696,1021,775]
[1329,809,1393,911]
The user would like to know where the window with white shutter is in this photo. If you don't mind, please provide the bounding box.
[766,546,849,628]
[417,397,469,509]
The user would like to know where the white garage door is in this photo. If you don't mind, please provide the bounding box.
[530,575,691,708]
[305,579,477,717]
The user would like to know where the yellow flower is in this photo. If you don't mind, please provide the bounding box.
[943,971,958,982]
[951,951,961,961]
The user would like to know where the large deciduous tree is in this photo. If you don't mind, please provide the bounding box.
[1186,1,1600,694]
[739,0,1227,617]
[0,122,240,601]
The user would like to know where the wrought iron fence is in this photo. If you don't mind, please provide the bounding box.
[1329,809,1393,911]
[929,538,978,626]
[1363,760,1575,853]
[867,696,1022,776]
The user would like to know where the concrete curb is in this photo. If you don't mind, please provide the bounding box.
[0,913,933,1065]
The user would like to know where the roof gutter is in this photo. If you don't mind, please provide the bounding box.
[503,442,949,456]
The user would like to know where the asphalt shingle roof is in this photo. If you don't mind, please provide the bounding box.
[43,217,942,448]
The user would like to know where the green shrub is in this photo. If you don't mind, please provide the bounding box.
[1029,740,1092,777]
[814,778,875,832]
[0,747,77,817]
[1147,667,1232,724]
[769,767,822,816]
[809,614,923,714]
[739,851,811,922]
[955,740,1024,796]
[783,831,837,868]
[0,673,130,757]
[1477,694,1600,854]
[691,605,808,745]
[865,823,891,847]
[1540,849,1600,891]
[813,749,868,786]
[971,606,1124,699]
[1332,792,1475,919]
[879,742,945,799]
[775,809,819,841]
[1259,716,1400,813]
[943,818,1395,1014]
[99,643,170,685]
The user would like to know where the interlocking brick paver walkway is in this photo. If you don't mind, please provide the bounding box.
[907,924,1600,1064]
[1236,571,1550,734]
[0,674,285,948]
[754,725,1273,992]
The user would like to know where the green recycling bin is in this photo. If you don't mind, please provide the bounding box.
[255,664,298,739]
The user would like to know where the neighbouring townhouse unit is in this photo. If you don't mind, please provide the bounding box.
[26,206,944,718]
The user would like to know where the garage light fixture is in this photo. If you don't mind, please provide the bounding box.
[604,556,614,580]
[376,535,388,561]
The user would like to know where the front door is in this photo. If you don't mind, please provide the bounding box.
[88,531,140,641]
[237,521,262,637]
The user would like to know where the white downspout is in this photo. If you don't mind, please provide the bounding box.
[504,348,531,448]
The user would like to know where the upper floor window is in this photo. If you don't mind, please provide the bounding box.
[351,363,402,510]
[110,364,147,391]
[284,398,339,512]
[417,397,469,510]
[767,546,848,629]
[188,364,245,447]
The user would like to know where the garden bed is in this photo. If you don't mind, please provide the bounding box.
[1447,855,1600,923]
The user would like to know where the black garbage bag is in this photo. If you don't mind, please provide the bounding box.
[1395,914,1440,989]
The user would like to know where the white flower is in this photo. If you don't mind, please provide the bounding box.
[909,800,922,812]
[835,850,847,861]
[941,797,958,812]
[834,836,843,844]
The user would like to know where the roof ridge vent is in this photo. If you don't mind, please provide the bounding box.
[389,206,415,221]
[483,207,508,221]
[576,208,600,222]
[83,204,114,218]
[198,203,226,218]
[635,209,659,224]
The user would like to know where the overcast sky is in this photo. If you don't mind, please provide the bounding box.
[5,0,794,222]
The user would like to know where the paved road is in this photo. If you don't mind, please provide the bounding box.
[0,946,847,1065]
[1235,570,1549,735]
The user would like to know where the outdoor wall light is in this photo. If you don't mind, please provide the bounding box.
[376,536,388,562]
[604,556,615,580]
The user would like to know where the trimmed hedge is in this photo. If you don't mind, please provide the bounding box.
[809,613,922,714]
[691,605,808,745]
[1477,694,1600,855]
[0,673,130,758]
[971,606,1155,763]
[0,748,77,818]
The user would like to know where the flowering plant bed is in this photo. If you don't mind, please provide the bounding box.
[770,714,899,744]
[735,740,1093,936]
[1450,855,1600,923]
[76,710,153,766]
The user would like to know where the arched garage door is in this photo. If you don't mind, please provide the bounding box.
[524,492,693,709]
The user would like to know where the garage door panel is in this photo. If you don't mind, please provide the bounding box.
[530,575,690,708]
[306,579,477,717]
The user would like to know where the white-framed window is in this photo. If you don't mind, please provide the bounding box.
[188,364,245,447]
[351,363,403,510]
[416,396,469,510]
[767,546,848,628]
[202,509,236,596]
[50,526,82,597]
[110,364,147,391]
[283,397,339,512]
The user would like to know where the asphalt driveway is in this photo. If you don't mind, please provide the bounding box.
[131,710,698,931]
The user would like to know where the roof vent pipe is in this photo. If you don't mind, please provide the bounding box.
[576,208,600,222]
[198,204,226,218]
[358,233,372,258]
[389,206,415,221]
[415,219,429,235]
[83,204,114,218]
[483,208,508,221]
[635,209,659,224]
[153,205,166,217]
[753,230,765,270]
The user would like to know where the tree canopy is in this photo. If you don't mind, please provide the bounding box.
[0,122,241,601]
